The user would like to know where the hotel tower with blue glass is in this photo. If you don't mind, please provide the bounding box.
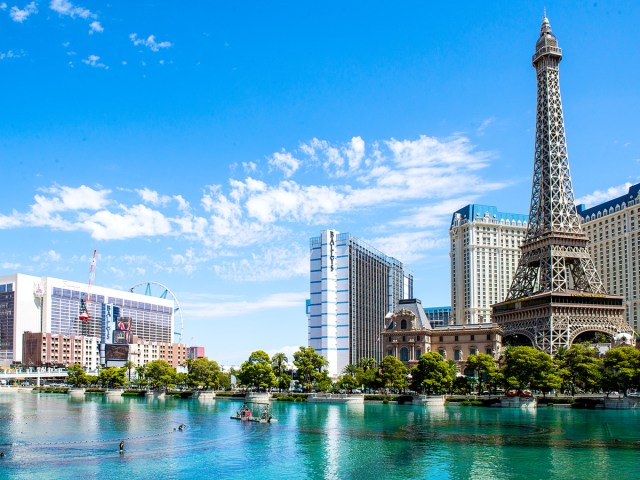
[308,230,413,378]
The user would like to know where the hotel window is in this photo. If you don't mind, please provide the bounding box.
[400,347,409,362]
[454,350,462,361]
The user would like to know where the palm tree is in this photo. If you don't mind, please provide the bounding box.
[135,364,147,388]
[271,353,288,378]
[343,364,358,377]
[124,361,135,386]
[359,358,378,372]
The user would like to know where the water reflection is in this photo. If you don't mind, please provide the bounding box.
[0,395,638,479]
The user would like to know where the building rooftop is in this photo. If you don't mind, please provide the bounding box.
[450,204,528,229]
[576,182,640,219]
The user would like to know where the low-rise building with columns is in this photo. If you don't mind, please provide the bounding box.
[382,299,502,369]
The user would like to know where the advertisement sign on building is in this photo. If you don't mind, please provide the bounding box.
[105,343,129,367]
[102,304,119,344]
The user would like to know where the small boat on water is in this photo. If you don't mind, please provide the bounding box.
[230,402,277,423]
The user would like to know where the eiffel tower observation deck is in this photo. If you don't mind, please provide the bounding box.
[491,15,632,354]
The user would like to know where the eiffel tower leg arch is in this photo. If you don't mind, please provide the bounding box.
[567,306,631,346]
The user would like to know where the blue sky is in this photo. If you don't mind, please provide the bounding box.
[1,1,639,365]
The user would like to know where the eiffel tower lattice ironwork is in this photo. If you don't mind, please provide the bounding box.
[491,15,632,354]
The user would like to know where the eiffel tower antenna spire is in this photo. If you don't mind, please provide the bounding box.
[491,16,631,354]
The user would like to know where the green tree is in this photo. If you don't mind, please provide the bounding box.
[337,374,359,391]
[271,352,291,391]
[293,346,329,392]
[558,344,602,395]
[218,371,232,390]
[66,363,88,387]
[356,367,380,391]
[237,350,277,390]
[411,352,455,395]
[500,346,556,394]
[602,346,640,395]
[135,365,147,388]
[380,355,409,392]
[358,358,378,371]
[175,372,189,389]
[145,360,177,390]
[98,367,126,388]
[123,361,135,386]
[342,363,358,377]
[187,358,221,390]
[465,353,497,394]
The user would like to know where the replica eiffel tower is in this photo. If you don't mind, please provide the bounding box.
[491,14,631,354]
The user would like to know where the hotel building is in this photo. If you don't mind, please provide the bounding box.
[450,205,528,325]
[577,183,640,331]
[382,299,502,369]
[308,230,413,377]
[0,273,181,368]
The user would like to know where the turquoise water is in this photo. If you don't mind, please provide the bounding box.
[0,394,639,479]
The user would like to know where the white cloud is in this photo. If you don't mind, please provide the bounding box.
[88,20,103,34]
[0,133,502,272]
[0,184,110,231]
[136,187,171,206]
[32,250,62,262]
[49,0,93,19]
[10,2,37,22]
[82,54,108,69]
[79,204,173,240]
[477,117,496,136]
[575,182,633,207]
[129,33,173,52]
[46,249,61,262]
[213,245,308,282]
[0,213,22,228]
[389,197,479,228]
[269,150,300,178]
[38,185,111,212]
[0,50,25,61]
[1,262,21,270]
[370,231,447,264]
[0,3,7,10]
[242,161,257,173]
[182,291,307,319]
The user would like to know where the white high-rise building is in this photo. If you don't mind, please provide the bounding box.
[577,182,640,331]
[308,230,413,378]
[0,273,175,367]
[450,205,528,325]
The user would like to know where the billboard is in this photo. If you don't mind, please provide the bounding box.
[114,316,133,344]
[104,344,129,366]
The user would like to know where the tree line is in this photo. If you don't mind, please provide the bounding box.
[66,358,231,390]
[65,344,640,396]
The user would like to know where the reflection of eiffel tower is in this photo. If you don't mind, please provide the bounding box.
[491,15,631,354]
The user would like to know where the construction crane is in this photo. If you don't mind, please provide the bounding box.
[79,249,97,322]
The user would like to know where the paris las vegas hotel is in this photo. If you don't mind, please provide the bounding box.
[0,273,187,369]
